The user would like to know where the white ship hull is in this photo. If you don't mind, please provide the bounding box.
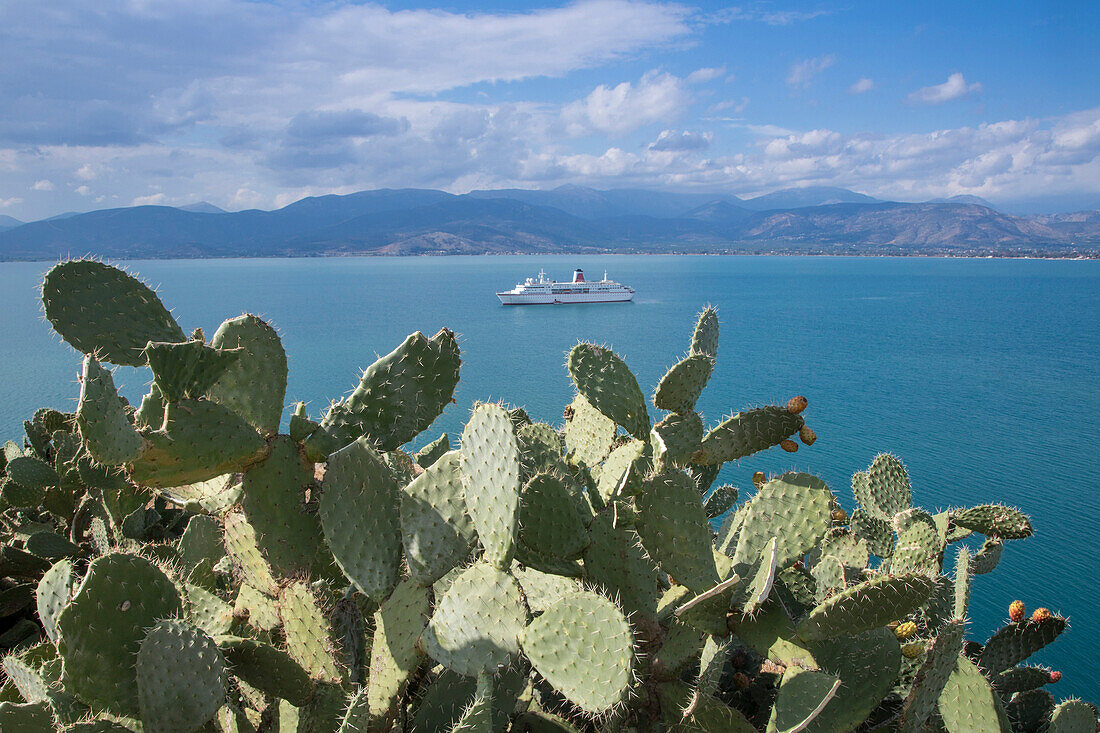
[497,290,634,305]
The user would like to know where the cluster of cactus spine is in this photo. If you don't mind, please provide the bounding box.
[0,258,1094,732]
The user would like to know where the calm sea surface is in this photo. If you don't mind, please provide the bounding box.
[2,255,1097,698]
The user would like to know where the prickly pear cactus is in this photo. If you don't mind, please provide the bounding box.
[0,258,1090,732]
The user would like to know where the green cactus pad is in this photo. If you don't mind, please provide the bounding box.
[205,314,287,435]
[652,411,704,468]
[513,566,583,614]
[728,598,816,668]
[278,582,343,684]
[128,399,267,488]
[185,583,233,636]
[864,454,911,520]
[796,573,937,641]
[703,485,738,519]
[951,504,1033,539]
[636,469,720,593]
[897,620,965,733]
[222,512,278,597]
[561,394,616,469]
[76,356,145,466]
[401,450,476,586]
[35,559,72,645]
[765,667,841,733]
[567,342,650,440]
[518,472,588,561]
[816,529,870,572]
[520,590,633,714]
[685,636,731,716]
[2,654,49,704]
[734,472,833,571]
[515,422,561,478]
[850,508,894,558]
[968,538,1003,575]
[654,355,714,414]
[0,701,55,731]
[978,615,1067,675]
[991,665,1054,694]
[694,406,804,465]
[57,553,183,715]
[812,554,847,602]
[136,620,226,733]
[462,403,522,569]
[6,455,58,491]
[891,519,943,576]
[316,328,460,453]
[689,306,720,359]
[513,710,583,732]
[415,433,451,469]
[410,669,476,732]
[243,435,325,578]
[42,260,186,366]
[953,547,970,619]
[178,515,224,573]
[596,438,648,502]
[320,436,402,601]
[216,636,314,707]
[582,510,659,619]
[1006,689,1056,732]
[422,562,526,677]
[144,339,241,404]
[659,680,756,733]
[368,578,430,717]
[1049,700,1099,733]
[802,628,902,733]
[233,583,280,632]
[937,655,1006,733]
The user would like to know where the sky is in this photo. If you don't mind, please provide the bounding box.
[1,0,1098,221]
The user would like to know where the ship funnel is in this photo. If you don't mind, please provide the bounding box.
[573,269,585,283]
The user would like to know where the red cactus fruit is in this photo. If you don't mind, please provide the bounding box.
[752,471,766,488]
[799,425,817,445]
[732,672,751,690]
[1031,607,1052,622]
[832,508,849,523]
[1009,600,1025,622]
[1049,670,1062,683]
[780,439,799,453]
[787,395,808,414]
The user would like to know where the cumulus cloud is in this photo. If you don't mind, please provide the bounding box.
[75,185,91,196]
[686,67,726,84]
[31,179,54,191]
[649,130,713,151]
[0,197,23,208]
[562,71,689,136]
[786,55,836,89]
[907,72,981,105]
[848,77,875,94]
[132,193,168,206]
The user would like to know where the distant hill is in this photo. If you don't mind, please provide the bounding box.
[740,186,881,210]
[0,215,22,233]
[926,195,999,210]
[0,187,1096,260]
[179,201,227,214]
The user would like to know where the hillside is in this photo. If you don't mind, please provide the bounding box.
[0,186,1097,260]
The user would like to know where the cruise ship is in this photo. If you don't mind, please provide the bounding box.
[497,269,635,305]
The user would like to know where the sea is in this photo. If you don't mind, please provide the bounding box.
[1,255,1097,699]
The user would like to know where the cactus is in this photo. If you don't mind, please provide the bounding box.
[0,258,1091,732]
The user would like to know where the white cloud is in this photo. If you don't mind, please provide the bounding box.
[907,72,981,105]
[0,197,24,208]
[75,185,91,196]
[562,71,689,136]
[708,7,832,25]
[132,193,168,206]
[709,97,750,114]
[786,55,836,89]
[31,179,54,191]
[848,77,875,94]
[75,165,97,180]
[649,129,713,151]
[686,67,726,84]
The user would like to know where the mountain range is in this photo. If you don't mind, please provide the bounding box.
[1,186,1097,260]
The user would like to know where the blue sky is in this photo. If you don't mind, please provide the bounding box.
[1,0,1098,220]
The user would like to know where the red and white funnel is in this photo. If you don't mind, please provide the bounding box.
[572,269,585,283]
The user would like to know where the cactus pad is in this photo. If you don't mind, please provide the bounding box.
[136,620,226,733]
[703,485,738,519]
[978,615,1067,675]
[316,328,460,452]
[694,406,804,465]
[76,356,144,465]
[796,573,937,641]
[951,504,1033,539]
[216,636,314,707]
[583,510,659,619]
[806,628,902,733]
[278,582,342,684]
[401,450,476,586]
[462,403,522,569]
[937,655,1005,733]
[897,620,965,733]
[734,472,833,571]
[35,559,73,645]
[518,472,588,562]
[144,339,242,403]
[562,394,616,468]
[689,306,720,359]
[651,411,704,468]
[320,436,402,601]
[765,668,841,733]
[422,562,526,677]
[41,260,185,366]
[520,590,633,714]
[653,354,714,414]
[57,553,183,715]
[368,578,430,717]
[1049,700,1099,733]
[415,432,451,469]
[568,343,650,440]
[864,454,911,520]
[636,469,720,593]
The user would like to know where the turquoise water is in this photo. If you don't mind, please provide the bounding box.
[2,255,1098,698]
